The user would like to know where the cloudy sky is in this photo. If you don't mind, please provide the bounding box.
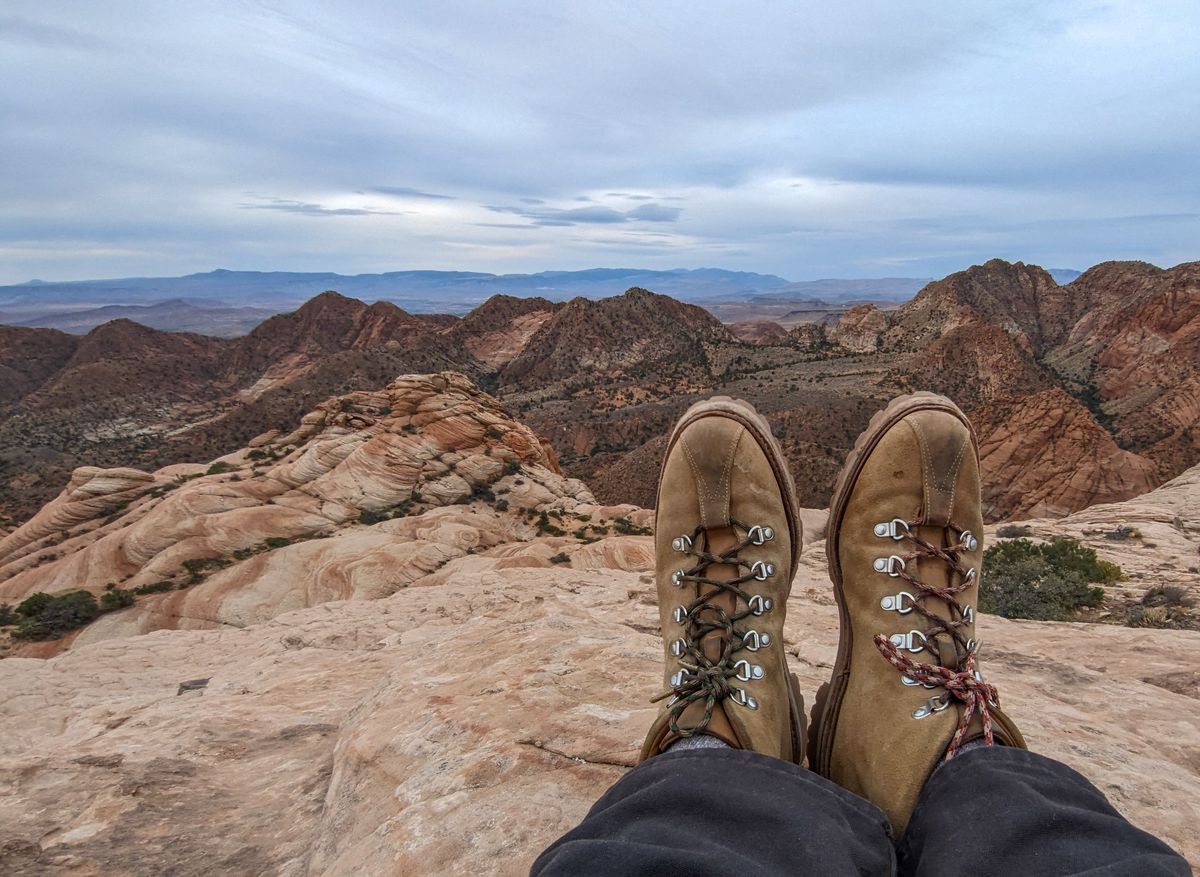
[2,1,1197,284]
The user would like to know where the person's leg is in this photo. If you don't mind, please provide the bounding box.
[898,746,1190,877]
[807,392,1187,874]
[531,748,894,877]
[534,397,895,875]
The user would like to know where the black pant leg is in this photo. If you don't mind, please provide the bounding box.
[899,746,1190,877]
[531,748,894,877]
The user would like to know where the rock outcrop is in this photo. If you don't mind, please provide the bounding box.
[828,303,887,352]
[0,373,643,649]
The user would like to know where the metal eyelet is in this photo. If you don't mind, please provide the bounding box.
[889,630,927,653]
[964,567,977,582]
[959,530,979,552]
[747,595,773,615]
[730,688,758,710]
[880,591,916,614]
[912,694,951,719]
[900,674,937,690]
[750,560,775,581]
[741,629,769,651]
[747,525,775,545]
[670,669,690,687]
[671,534,693,553]
[873,555,906,577]
[672,606,688,624]
[872,518,911,540]
[733,659,765,682]
[671,570,686,587]
[670,638,686,657]
[962,605,975,623]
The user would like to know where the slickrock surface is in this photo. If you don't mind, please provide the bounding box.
[1,520,1198,875]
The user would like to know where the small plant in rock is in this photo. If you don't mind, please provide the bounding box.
[263,536,293,550]
[536,511,566,537]
[613,517,653,536]
[1104,525,1140,541]
[996,524,1032,539]
[1142,585,1194,608]
[0,604,15,626]
[206,461,234,476]
[493,498,509,513]
[549,552,571,564]
[359,509,389,525]
[1126,606,1174,629]
[133,581,175,595]
[99,589,135,612]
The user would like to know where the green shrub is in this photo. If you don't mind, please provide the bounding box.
[0,604,15,626]
[996,524,1031,538]
[13,590,101,640]
[536,511,566,537]
[133,581,175,595]
[359,509,388,525]
[613,517,652,536]
[549,552,571,564]
[979,538,1109,621]
[494,499,509,513]
[263,536,292,549]
[99,589,135,612]
[182,557,232,583]
[206,461,234,476]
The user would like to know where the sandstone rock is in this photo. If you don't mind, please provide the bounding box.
[829,304,887,352]
[728,320,790,345]
[0,373,599,648]
[975,389,1159,519]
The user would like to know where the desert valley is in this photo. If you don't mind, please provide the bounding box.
[0,258,1198,873]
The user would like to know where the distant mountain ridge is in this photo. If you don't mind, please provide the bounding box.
[0,267,933,318]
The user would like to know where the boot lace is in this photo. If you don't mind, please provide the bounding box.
[872,518,999,759]
[651,520,772,737]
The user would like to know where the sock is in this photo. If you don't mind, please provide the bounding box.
[666,734,731,752]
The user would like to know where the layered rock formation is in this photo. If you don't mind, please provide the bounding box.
[0,373,660,651]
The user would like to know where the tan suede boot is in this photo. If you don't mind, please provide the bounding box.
[809,392,1026,836]
[639,397,807,764]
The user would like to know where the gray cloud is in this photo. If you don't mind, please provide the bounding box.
[239,198,404,217]
[0,1,1196,283]
[371,186,455,200]
[486,201,682,227]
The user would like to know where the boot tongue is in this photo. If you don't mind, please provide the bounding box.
[913,523,960,669]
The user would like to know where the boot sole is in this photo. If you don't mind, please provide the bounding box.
[657,395,807,762]
[809,392,974,775]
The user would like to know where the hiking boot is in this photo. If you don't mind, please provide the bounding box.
[639,397,806,764]
[809,393,1026,836]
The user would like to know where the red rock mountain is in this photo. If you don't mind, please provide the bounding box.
[2,262,1198,523]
